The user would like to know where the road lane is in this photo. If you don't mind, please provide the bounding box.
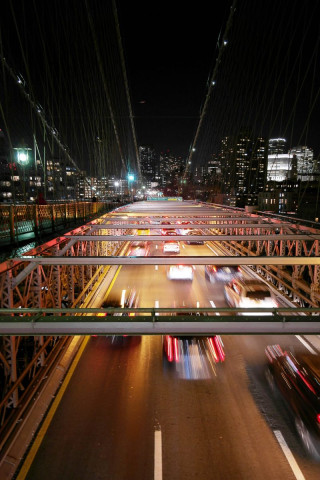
[19,234,320,480]
[25,336,157,480]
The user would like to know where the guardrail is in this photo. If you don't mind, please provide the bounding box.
[206,202,320,230]
[1,307,319,335]
[0,201,121,246]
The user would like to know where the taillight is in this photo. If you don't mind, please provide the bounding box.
[316,414,320,424]
[208,337,219,362]
[174,337,179,362]
[167,336,173,362]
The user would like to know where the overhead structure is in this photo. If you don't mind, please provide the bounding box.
[0,199,320,428]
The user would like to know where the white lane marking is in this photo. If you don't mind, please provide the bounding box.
[155,300,159,316]
[120,289,126,308]
[301,334,320,353]
[154,429,162,480]
[295,335,316,354]
[206,243,217,255]
[210,300,220,315]
[273,430,306,480]
[155,265,158,270]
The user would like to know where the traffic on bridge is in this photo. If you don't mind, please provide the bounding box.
[1,0,320,478]
[1,199,320,480]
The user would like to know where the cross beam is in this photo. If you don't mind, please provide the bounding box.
[61,234,320,241]
[91,222,293,229]
[0,315,320,335]
[11,256,320,265]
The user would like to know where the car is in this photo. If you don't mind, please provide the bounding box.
[167,265,193,280]
[185,229,204,245]
[177,221,190,235]
[224,278,278,314]
[100,288,139,312]
[129,241,150,256]
[163,335,225,364]
[265,345,320,459]
[98,289,140,343]
[205,265,242,283]
[163,241,180,254]
[161,228,177,236]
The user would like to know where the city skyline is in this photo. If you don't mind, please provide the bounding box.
[0,1,320,175]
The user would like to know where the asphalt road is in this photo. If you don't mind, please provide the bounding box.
[23,239,320,479]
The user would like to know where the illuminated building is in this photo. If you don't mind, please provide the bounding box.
[139,145,158,188]
[268,138,287,154]
[267,154,296,182]
[220,132,267,205]
[288,146,316,181]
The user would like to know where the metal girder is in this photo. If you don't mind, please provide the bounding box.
[15,256,320,266]
[88,223,294,230]
[0,316,320,335]
[104,216,264,221]
[57,238,78,256]
[61,234,320,241]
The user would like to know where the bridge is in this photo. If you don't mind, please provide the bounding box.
[1,1,320,478]
[1,198,320,347]
[1,199,319,335]
[1,198,320,479]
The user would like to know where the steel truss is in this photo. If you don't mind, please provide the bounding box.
[212,221,320,306]
[0,205,319,423]
[0,216,125,424]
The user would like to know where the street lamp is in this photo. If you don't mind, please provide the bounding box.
[114,181,121,201]
[13,147,32,202]
[127,173,135,201]
[14,147,32,165]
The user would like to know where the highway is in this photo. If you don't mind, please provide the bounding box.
[22,237,320,479]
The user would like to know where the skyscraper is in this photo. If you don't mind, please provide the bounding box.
[0,129,12,202]
[268,138,287,155]
[139,145,158,187]
[288,146,316,181]
[220,131,267,204]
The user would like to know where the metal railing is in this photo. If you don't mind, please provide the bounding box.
[1,307,319,335]
[0,201,122,246]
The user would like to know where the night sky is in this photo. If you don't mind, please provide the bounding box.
[0,0,320,174]
[116,0,231,156]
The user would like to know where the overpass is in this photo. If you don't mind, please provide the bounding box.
[1,199,320,336]
[1,198,320,473]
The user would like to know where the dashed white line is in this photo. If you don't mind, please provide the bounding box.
[155,300,159,316]
[120,289,126,308]
[209,300,220,315]
[154,428,162,480]
[295,335,316,354]
[273,430,306,480]
[206,243,217,255]
[302,334,320,352]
